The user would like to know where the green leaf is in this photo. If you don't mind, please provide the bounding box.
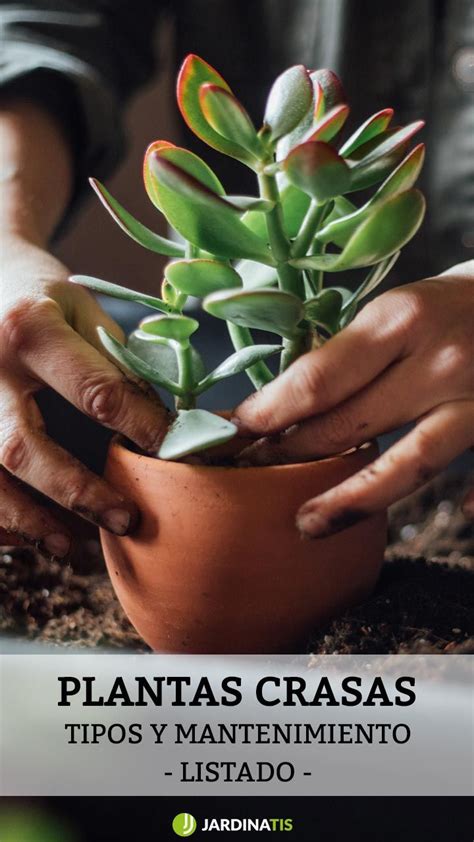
[283,141,351,203]
[158,409,237,460]
[304,289,343,334]
[70,275,173,314]
[316,144,426,247]
[97,328,182,394]
[350,121,424,168]
[147,152,274,263]
[263,65,313,141]
[128,332,206,382]
[199,84,261,158]
[235,259,279,289]
[322,196,357,226]
[311,69,346,119]
[144,141,225,212]
[242,180,310,239]
[290,189,426,272]
[176,54,255,165]
[196,344,281,392]
[347,121,424,191]
[165,259,241,297]
[89,179,184,257]
[139,314,199,342]
[302,104,350,143]
[342,252,401,311]
[203,288,304,339]
[226,195,275,212]
[339,108,394,157]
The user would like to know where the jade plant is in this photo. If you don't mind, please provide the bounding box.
[71,54,426,461]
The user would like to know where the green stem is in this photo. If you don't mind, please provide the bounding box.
[227,323,274,389]
[185,241,198,259]
[257,171,306,372]
[279,330,311,371]
[175,341,196,410]
[291,201,327,258]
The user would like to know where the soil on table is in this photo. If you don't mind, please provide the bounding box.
[0,472,472,654]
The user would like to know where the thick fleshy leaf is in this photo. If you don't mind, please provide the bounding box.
[144,141,225,212]
[199,84,261,157]
[203,288,304,339]
[226,195,275,212]
[139,314,199,342]
[316,144,426,247]
[342,252,401,310]
[97,328,182,394]
[350,121,424,168]
[263,65,313,141]
[236,259,279,289]
[284,141,351,202]
[340,108,394,157]
[311,69,346,119]
[89,179,184,257]
[70,275,173,314]
[290,189,425,272]
[305,289,344,334]
[147,153,273,263]
[302,104,350,143]
[242,180,311,239]
[196,344,281,392]
[128,332,206,382]
[176,54,254,164]
[165,259,241,297]
[158,409,237,460]
[322,195,357,226]
[347,121,424,191]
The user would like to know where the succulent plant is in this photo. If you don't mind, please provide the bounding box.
[71,54,425,460]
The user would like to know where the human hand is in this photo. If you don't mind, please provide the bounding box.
[0,234,169,557]
[233,264,474,537]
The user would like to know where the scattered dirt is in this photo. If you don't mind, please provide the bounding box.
[0,472,472,654]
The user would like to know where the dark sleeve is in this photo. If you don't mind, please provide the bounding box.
[0,1,167,233]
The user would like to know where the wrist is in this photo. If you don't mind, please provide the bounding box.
[0,99,73,247]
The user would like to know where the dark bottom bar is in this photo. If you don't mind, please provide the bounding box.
[0,797,472,841]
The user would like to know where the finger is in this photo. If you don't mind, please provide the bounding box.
[232,298,408,435]
[73,291,126,349]
[0,468,71,559]
[12,300,169,452]
[296,400,474,538]
[239,357,434,466]
[0,382,138,535]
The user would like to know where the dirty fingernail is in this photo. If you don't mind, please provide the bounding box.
[296,507,329,539]
[43,533,71,558]
[102,508,131,535]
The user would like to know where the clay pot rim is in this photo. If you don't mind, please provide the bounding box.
[110,434,376,475]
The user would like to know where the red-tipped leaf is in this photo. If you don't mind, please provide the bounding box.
[340,108,394,157]
[199,84,262,157]
[177,54,255,164]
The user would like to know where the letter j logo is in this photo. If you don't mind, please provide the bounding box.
[172,813,197,837]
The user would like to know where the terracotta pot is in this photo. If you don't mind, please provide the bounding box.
[101,436,386,653]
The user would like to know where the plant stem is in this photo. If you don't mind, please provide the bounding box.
[227,323,274,389]
[175,341,196,410]
[291,201,327,258]
[257,171,306,372]
[257,173,303,298]
[279,330,311,371]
